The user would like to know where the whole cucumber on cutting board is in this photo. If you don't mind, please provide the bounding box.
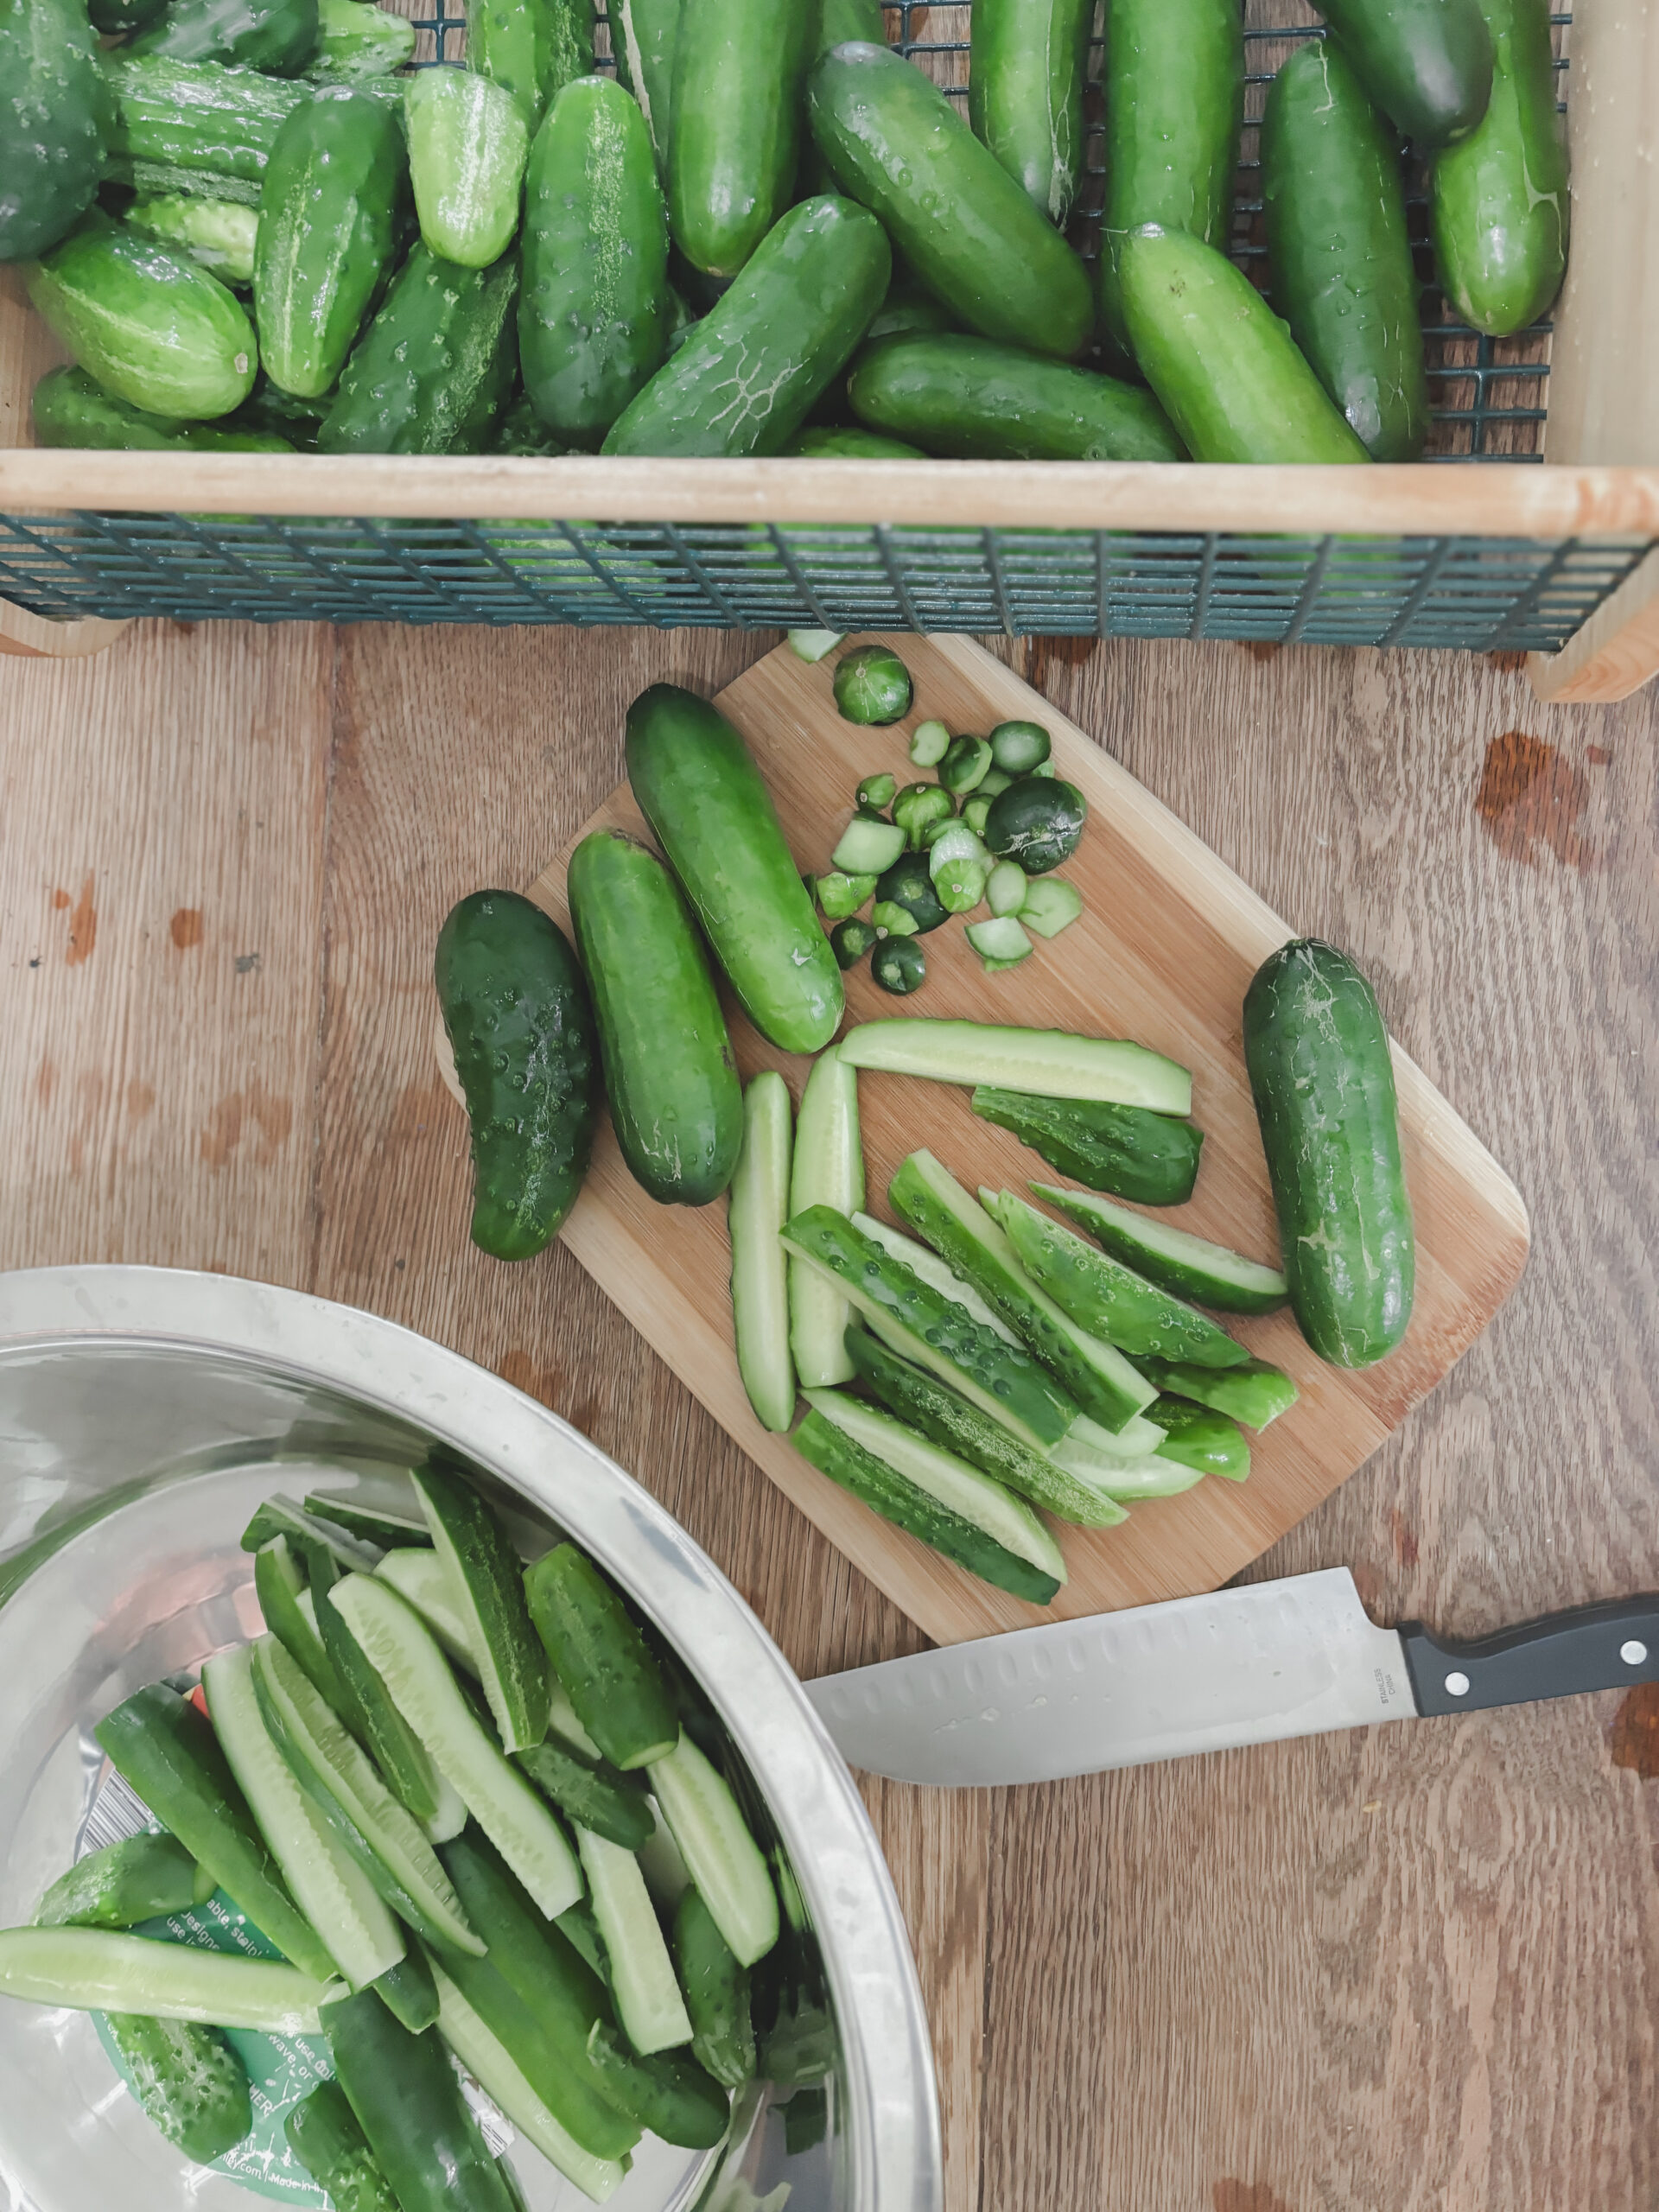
[0,0,106,263]
[669,0,812,276]
[1312,0,1494,146]
[128,0,321,75]
[435,890,602,1262]
[848,333,1185,462]
[1242,938,1414,1368]
[969,0,1094,226]
[320,246,519,454]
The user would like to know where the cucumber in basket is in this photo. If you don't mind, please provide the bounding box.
[1311,0,1494,145]
[609,0,680,178]
[306,0,416,79]
[969,0,1093,226]
[100,54,310,188]
[467,0,594,129]
[128,0,322,74]
[320,246,520,454]
[0,0,105,263]
[848,333,1185,463]
[405,66,531,273]
[31,366,293,454]
[668,0,813,277]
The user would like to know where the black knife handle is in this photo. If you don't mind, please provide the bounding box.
[1400,1594,1659,1717]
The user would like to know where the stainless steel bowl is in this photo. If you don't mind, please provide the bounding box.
[0,1266,941,2212]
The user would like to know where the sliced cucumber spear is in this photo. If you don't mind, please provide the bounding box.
[728,1070,797,1431]
[852,1210,1019,1344]
[787,1044,866,1389]
[524,1543,680,1771]
[575,1825,693,2055]
[0,1925,335,2033]
[1048,1437,1205,1500]
[1034,1183,1289,1314]
[1135,1357,1300,1431]
[644,1733,779,1970]
[375,1546,478,1669]
[838,1018,1193,1114]
[410,1461,550,1756]
[240,1496,384,1577]
[311,1572,455,1832]
[1149,1395,1251,1481]
[673,1885,756,2090]
[304,1487,433,1548]
[256,1535,349,1711]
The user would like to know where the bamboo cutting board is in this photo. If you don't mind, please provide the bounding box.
[452,635,1529,1648]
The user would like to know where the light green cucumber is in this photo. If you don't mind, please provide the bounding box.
[467,0,594,127]
[788,1046,866,1390]
[645,1733,778,1969]
[410,1460,550,1756]
[0,1926,333,2032]
[126,192,259,284]
[729,1071,797,1433]
[406,67,531,270]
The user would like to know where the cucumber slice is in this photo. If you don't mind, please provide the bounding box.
[523,1545,680,1772]
[546,1677,604,1761]
[372,1946,439,2033]
[1049,1438,1206,1500]
[34,1833,200,1930]
[926,820,990,874]
[0,1926,334,2033]
[431,1961,630,2203]
[787,1045,866,1390]
[908,718,950,767]
[575,1826,693,2055]
[838,1019,1193,1114]
[1067,1408,1168,1458]
[635,1809,692,1912]
[241,1496,383,1576]
[375,1547,477,1669]
[516,1738,654,1853]
[964,915,1033,968]
[787,627,842,663]
[411,1463,550,1756]
[583,2023,732,2150]
[1150,1395,1251,1482]
[1136,1357,1300,1431]
[256,1536,349,1710]
[328,1573,581,1917]
[890,1151,1156,1433]
[673,1885,755,2090]
[975,1093,1204,1208]
[852,1210,1019,1343]
[830,816,906,875]
[103,2012,251,2165]
[312,1575,453,1829]
[1019,878,1082,938]
[643,1735,779,1970]
[729,1071,797,1432]
[985,861,1027,918]
[303,1488,432,1548]
[1035,1183,1290,1314]
[205,1643,405,1991]
[251,1636,484,1957]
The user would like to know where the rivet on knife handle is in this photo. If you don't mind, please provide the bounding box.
[1399,1594,1659,1719]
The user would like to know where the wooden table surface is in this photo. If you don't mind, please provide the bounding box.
[4,619,1656,2212]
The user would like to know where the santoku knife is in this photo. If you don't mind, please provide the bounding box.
[804,1568,1659,1787]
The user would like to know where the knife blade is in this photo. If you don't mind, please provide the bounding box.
[804,1569,1659,1788]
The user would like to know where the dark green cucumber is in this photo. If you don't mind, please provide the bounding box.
[524,1544,679,1770]
[100,54,309,187]
[609,0,680,178]
[321,245,519,453]
[323,1990,518,2212]
[604,194,889,456]
[254,87,407,400]
[1263,40,1428,461]
[673,1885,755,2090]
[405,66,531,272]
[874,851,948,933]
[0,0,105,263]
[130,0,321,73]
[519,73,671,447]
[1137,1355,1299,1429]
[313,1574,451,1827]
[969,0,1092,225]
[793,1398,1065,1604]
[1148,1394,1249,1480]
[815,0,883,47]
[585,2022,731,2149]
[35,1834,201,1930]
[626,683,842,1054]
[287,2079,398,2212]
[467,0,594,128]
[254,1535,351,1713]
[972,1088,1203,1207]
[789,425,925,459]
[861,272,958,346]
[1312,0,1493,145]
[104,2012,252,2164]
[1431,0,1567,336]
[94,1686,334,1980]
[1118,226,1371,466]
[668,0,812,276]
[92,0,167,29]
[308,0,416,79]
[1242,938,1414,1367]
[410,1461,550,1757]
[434,889,601,1263]
[372,1945,440,2033]
[32,365,291,454]
[807,40,1092,359]
[1096,0,1243,359]
[304,1489,430,1548]
[28,222,257,422]
[1033,1185,1287,1314]
[848,334,1185,462]
[516,1738,654,1852]
[566,829,743,1204]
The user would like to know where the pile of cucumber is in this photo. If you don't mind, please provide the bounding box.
[3,0,1566,466]
[0,1467,807,2206]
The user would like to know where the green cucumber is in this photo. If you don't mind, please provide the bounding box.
[255,86,408,400]
[105,2012,251,2164]
[729,1071,798,1433]
[609,0,680,178]
[807,39,1091,359]
[1312,0,1493,144]
[584,2022,731,2148]
[523,1543,680,1770]
[1118,226,1372,466]
[789,425,926,459]
[839,1018,1193,1114]
[853,1210,1020,1345]
[874,852,948,935]
[251,1637,484,1957]
[973,1089,1203,1208]
[130,0,321,72]
[794,1395,1066,1604]
[95,1685,334,1980]
[626,683,842,1053]
[1136,1356,1300,1430]
[990,1189,1249,1369]
[1033,1183,1288,1313]
[467,0,594,128]
[30,365,290,454]
[518,73,671,444]
[327,1574,581,1916]
[515,1738,653,1851]
[1147,1395,1250,1481]
[1049,1438,1203,1499]
[372,1946,439,2033]
[376,1547,478,1668]
[567,830,742,1205]
[575,1826,691,2053]
[673,1885,754,2089]
[832,814,907,874]
[845,1325,1128,1529]
[311,1575,455,1829]
[242,1494,383,1575]
[287,2080,397,2212]
[410,1461,549,1756]
[788,1046,867,1390]
[887,1152,1155,1433]
[1263,40,1428,461]
[307,0,415,79]
[93,0,167,31]
[783,1205,1079,1451]
[128,192,259,285]
[0,0,106,262]
[1095,0,1243,359]
[969,0,1092,226]
[34,1834,200,1930]
[28,221,257,422]
[0,1926,333,2032]
[848,333,1184,461]
[430,1963,631,2202]
[1242,938,1414,1367]
[982,777,1085,875]
[321,243,519,454]
[322,1990,518,2212]
[406,66,531,271]
[1019,880,1080,938]
[100,54,308,187]
[204,1642,406,1990]
[644,1733,778,1968]
[304,1488,430,1548]
[668,0,811,276]
[604,193,890,455]
[1431,0,1567,336]
[872,938,926,994]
